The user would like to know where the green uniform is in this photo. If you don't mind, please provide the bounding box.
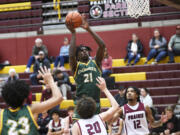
[73,60,101,119]
[0,105,39,135]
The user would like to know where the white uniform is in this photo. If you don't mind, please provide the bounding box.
[77,115,108,135]
[123,102,149,135]
[111,118,121,134]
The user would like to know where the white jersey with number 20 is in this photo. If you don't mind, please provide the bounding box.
[77,115,108,135]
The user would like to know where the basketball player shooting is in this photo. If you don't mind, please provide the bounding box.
[66,14,106,119]
[0,67,63,135]
[71,77,119,135]
[111,86,168,135]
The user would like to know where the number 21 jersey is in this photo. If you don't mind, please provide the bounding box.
[74,60,101,103]
[77,115,107,135]
[123,102,149,135]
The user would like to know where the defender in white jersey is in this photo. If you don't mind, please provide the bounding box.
[72,77,119,135]
[112,86,167,135]
[108,117,124,135]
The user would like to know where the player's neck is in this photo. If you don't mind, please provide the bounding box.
[128,100,138,106]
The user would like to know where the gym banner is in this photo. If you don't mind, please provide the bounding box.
[89,0,128,19]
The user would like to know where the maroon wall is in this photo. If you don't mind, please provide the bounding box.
[0,25,177,65]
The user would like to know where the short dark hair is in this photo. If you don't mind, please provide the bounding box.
[76,97,96,119]
[2,80,30,108]
[125,86,140,102]
[67,106,75,112]
[51,109,61,117]
[76,44,92,58]
[118,86,125,91]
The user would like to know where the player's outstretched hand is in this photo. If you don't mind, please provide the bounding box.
[38,66,54,85]
[66,21,76,33]
[96,77,107,92]
[81,13,90,31]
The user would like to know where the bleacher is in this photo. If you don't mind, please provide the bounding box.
[0,57,180,117]
[0,0,179,33]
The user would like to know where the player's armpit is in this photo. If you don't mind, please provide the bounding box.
[145,106,162,128]
[72,122,80,135]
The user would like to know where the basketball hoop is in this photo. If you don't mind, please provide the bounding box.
[126,0,151,18]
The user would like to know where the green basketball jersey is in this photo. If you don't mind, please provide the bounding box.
[74,60,102,103]
[0,105,39,135]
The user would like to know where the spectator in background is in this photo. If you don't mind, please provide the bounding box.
[6,68,19,83]
[140,88,153,108]
[114,86,127,106]
[30,51,50,85]
[54,37,70,70]
[63,106,74,135]
[48,109,64,135]
[125,33,143,66]
[53,69,72,100]
[145,29,167,65]
[102,48,112,78]
[41,84,60,110]
[168,25,180,63]
[25,38,48,72]
[160,106,179,135]
[37,111,51,135]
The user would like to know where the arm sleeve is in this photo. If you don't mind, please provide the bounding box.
[137,40,143,53]
[159,37,167,48]
[168,35,175,48]
[42,45,48,56]
[48,120,53,130]
[149,39,154,49]
[127,41,131,52]
[32,46,36,56]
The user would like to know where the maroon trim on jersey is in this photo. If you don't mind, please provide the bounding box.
[124,122,128,135]
[77,121,82,135]
[112,118,120,127]
[69,116,73,126]
[52,119,61,129]
[98,115,106,129]
[124,102,145,115]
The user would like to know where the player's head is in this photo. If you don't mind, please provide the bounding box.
[125,86,140,102]
[67,106,75,117]
[1,80,30,108]
[76,96,96,119]
[51,109,61,121]
[76,45,92,62]
[176,25,180,35]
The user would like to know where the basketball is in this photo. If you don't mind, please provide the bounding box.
[65,11,83,28]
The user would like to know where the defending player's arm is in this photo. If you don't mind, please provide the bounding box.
[96,77,119,122]
[66,22,77,74]
[30,67,63,114]
[108,123,113,135]
[115,119,123,135]
[81,14,106,67]
[145,106,167,128]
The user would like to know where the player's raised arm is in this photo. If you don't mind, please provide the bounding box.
[30,67,63,114]
[81,14,106,67]
[96,77,119,122]
[66,22,77,74]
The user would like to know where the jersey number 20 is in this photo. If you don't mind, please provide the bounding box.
[85,121,101,135]
[7,117,30,135]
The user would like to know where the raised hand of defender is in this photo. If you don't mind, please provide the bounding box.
[96,77,107,92]
[38,67,54,85]
[81,14,90,31]
[65,21,76,33]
